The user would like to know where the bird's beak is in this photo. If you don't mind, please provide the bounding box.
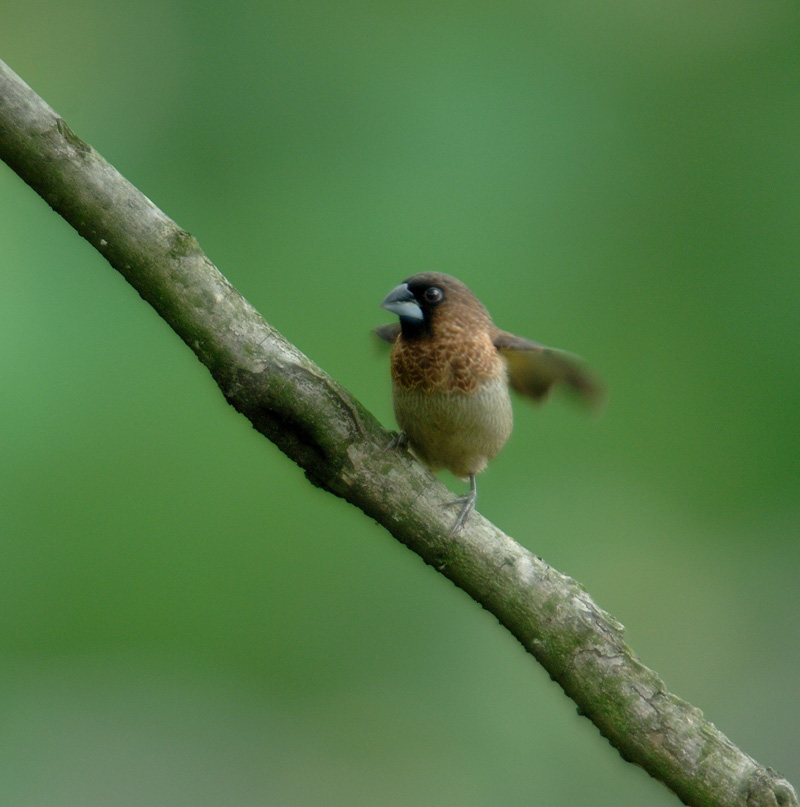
[381,283,423,321]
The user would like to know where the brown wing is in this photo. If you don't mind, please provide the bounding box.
[493,330,604,407]
[373,323,401,344]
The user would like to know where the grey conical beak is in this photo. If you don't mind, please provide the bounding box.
[381,283,423,321]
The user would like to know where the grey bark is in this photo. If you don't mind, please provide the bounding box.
[0,59,795,807]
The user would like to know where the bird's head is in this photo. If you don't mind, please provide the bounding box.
[380,272,491,339]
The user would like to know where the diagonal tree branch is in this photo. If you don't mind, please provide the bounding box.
[0,59,794,807]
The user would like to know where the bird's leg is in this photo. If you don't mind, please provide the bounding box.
[444,474,477,535]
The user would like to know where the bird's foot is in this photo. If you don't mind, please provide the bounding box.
[443,492,476,535]
[385,430,408,452]
[442,474,478,535]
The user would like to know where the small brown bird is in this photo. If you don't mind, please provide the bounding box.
[376,272,601,533]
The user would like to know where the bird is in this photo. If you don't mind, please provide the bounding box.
[376,272,602,533]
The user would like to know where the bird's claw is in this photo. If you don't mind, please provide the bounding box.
[385,430,408,453]
[442,474,478,535]
[443,494,476,535]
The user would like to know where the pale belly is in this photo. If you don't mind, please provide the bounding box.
[392,377,513,479]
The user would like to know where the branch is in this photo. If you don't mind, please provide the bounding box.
[0,59,794,807]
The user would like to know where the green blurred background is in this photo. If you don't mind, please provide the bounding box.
[2,1,799,804]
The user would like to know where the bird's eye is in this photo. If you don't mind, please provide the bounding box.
[423,287,443,304]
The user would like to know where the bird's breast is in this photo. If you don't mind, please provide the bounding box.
[389,332,514,478]
[390,331,505,394]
